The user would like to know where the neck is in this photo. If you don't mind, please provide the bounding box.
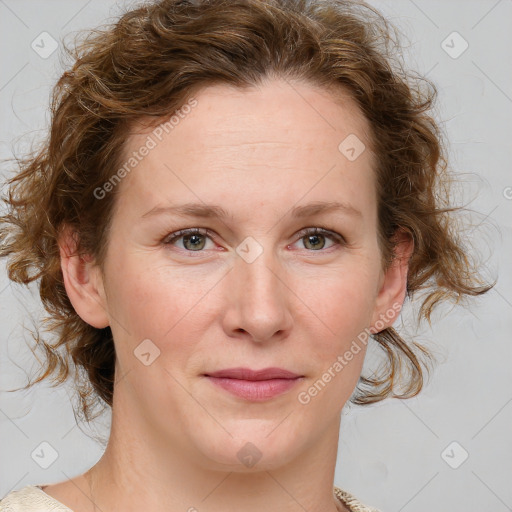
[85,386,346,512]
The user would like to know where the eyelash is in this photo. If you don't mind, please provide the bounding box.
[162,227,346,252]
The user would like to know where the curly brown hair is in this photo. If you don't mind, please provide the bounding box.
[0,0,491,423]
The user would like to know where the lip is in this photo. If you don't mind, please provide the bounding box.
[203,367,303,402]
[205,367,301,380]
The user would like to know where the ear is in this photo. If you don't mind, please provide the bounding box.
[58,226,110,329]
[370,229,413,332]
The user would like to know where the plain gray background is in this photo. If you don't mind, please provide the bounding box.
[1,1,511,511]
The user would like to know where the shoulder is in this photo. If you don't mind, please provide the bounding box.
[0,485,73,511]
[1,484,380,512]
[334,486,382,512]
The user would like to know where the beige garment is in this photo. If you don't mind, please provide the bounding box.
[0,484,381,512]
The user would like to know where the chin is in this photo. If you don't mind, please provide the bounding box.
[192,424,304,472]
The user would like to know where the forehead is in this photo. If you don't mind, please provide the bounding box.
[146,79,369,148]
[114,78,376,221]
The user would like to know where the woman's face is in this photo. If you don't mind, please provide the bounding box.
[76,78,406,469]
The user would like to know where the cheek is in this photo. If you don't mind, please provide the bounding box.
[295,274,375,411]
[294,266,379,344]
[104,255,224,364]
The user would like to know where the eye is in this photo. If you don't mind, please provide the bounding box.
[162,226,346,253]
[292,227,345,251]
[163,228,216,251]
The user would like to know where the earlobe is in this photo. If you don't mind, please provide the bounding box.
[370,230,414,332]
[58,226,110,329]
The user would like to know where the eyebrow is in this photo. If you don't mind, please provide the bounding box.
[141,200,362,220]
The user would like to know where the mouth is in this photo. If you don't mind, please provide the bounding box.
[203,367,304,402]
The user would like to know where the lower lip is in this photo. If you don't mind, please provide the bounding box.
[205,376,302,401]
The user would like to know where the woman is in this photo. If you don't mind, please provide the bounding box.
[0,0,490,510]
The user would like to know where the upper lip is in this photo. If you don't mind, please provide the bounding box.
[204,367,302,380]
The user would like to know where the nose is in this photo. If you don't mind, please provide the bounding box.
[222,246,293,343]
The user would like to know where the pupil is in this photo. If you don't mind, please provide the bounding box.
[185,234,204,250]
[306,234,324,250]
